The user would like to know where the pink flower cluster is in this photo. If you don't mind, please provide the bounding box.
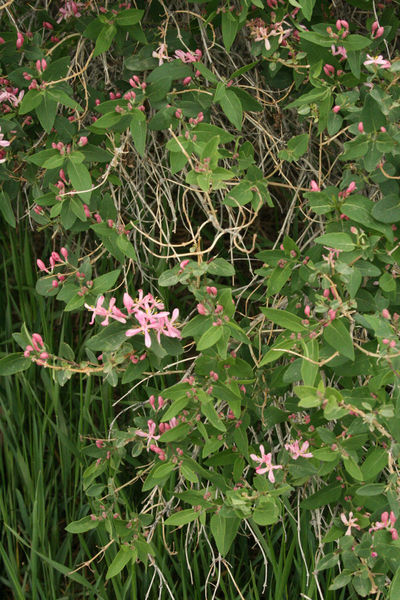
[37,247,68,274]
[24,333,49,361]
[0,81,24,113]
[57,1,83,23]
[85,290,181,348]
[370,511,399,540]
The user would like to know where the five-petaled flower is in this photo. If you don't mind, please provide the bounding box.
[85,296,127,326]
[250,444,282,483]
[340,511,361,536]
[285,440,313,460]
[364,54,391,69]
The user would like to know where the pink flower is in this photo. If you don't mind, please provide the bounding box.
[364,54,391,69]
[358,121,364,133]
[78,136,88,147]
[250,445,282,483]
[310,180,320,192]
[0,126,11,151]
[152,43,170,65]
[180,259,190,270]
[285,440,313,460]
[304,305,311,317]
[333,105,341,113]
[340,512,361,536]
[382,308,391,320]
[85,296,127,326]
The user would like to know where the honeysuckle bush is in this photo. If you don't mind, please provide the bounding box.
[1,0,400,597]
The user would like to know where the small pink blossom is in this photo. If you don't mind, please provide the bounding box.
[285,440,313,460]
[364,54,391,69]
[340,512,361,536]
[250,444,282,483]
[310,180,320,192]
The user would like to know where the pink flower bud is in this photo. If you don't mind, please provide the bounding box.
[16,32,24,49]
[60,247,68,260]
[332,105,341,113]
[304,305,311,317]
[96,440,105,448]
[390,340,396,348]
[43,21,53,30]
[358,121,364,133]
[310,180,320,192]
[180,259,189,270]
[382,338,390,345]
[350,226,358,235]
[149,395,156,410]
[37,259,49,273]
[197,303,207,315]
[78,136,88,147]
[323,289,330,298]
[175,109,182,119]
[40,352,49,359]
[382,308,391,319]
[346,181,356,194]
[183,76,192,85]
[82,204,90,218]
[158,396,164,409]
[52,280,59,288]
[31,333,44,351]
[328,309,336,321]
[323,64,335,77]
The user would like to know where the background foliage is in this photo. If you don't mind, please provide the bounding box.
[1,0,400,598]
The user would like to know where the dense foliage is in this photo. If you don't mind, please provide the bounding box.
[1,0,400,598]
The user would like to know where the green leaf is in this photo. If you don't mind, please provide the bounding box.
[114,8,144,25]
[194,62,218,83]
[389,566,400,600]
[35,92,57,133]
[67,160,92,202]
[85,322,127,352]
[65,516,99,533]
[197,325,223,351]
[260,307,306,332]
[372,195,400,224]
[315,233,355,252]
[207,258,235,276]
[294,385,320,408]
[130,112,147,157]
[219,89,243,131]
[329,571,352,591]
[343,34,372,51]
[355,483,386,496]
[299,0,316,20]
[267,263,292,296]
[19,89,43,114]
[91,269,121,294]
[158,268,179,287]
[94,24,117,57]
[0,353,31,376]
[259,338,294,366]
[210,513,240,556]
[253,499,279,526]
[106,548,137,580]
[301,484,342,509]
[343,456,364,481]
[323,319,354,360]
[221,11,238,52]
[0,191,16,227]
[165,509,198,526]
[161,396,189,422]
[47,88,82,111]
[201,399,226,432]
